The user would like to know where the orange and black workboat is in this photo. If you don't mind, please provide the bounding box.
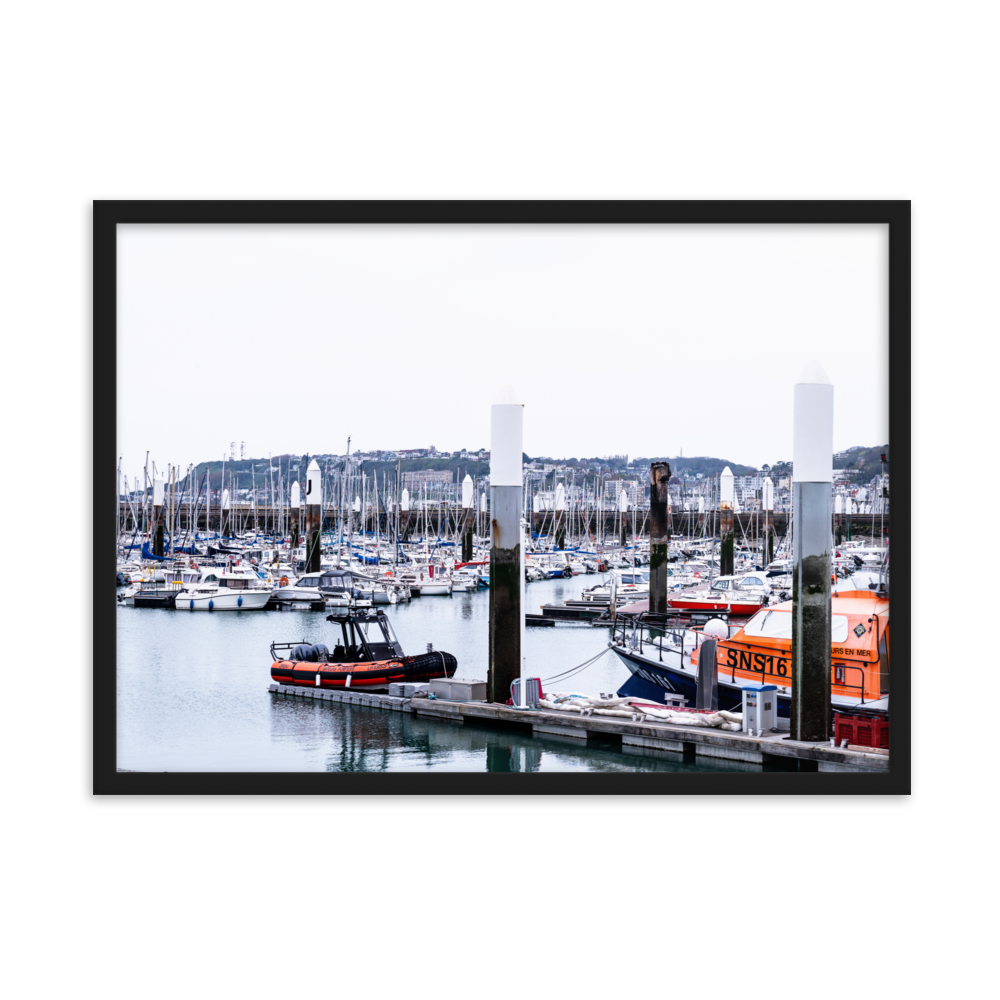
[612,589,889,718]
[270,608,457,689]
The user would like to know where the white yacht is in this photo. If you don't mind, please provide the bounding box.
[177,566,272,611]
[449,570,479,593]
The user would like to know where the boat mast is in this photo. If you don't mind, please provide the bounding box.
[347,437,353,564]
[168,463,174,558]
[116,457,122,555]
[267,453,273,540]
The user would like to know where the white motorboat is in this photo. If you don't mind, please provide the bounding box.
[177,566,272,611]
[666,573,771,615]
[449,570,479,593]
[270,572,325,609]
[395,566,452,596]
[583,569,650,601]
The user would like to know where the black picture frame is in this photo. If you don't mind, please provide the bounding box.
[93,200,912,795]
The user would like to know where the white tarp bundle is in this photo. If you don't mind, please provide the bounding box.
[540,693,742,731]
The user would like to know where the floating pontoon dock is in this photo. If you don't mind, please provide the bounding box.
[267,683,888,772]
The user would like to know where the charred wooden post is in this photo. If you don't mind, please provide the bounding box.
[649,461,672,614]
[719,466,735,576]
[305,460,322,574]
[790,361,834,742]
[488,386,523,705]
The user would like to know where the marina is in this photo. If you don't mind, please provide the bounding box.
[116,412,891,774]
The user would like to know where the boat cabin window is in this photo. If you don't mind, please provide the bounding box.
[224,578,247,589]
[204,574,218,582]
[711,579,730,591]
[743,610,790,638]
[742,577,763,587]
[743,610,852,643]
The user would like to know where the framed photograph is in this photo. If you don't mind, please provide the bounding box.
[96,200,909,794]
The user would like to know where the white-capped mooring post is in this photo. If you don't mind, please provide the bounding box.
[763,474,774,565]
[461,473,474,563]
[719,465,735,576]
[554,481,566,550]
[305,460,322,574]
[488,386,524,705]
[152,475,165,557]
[649,462,672,614]
[290,480,301,549]
[791,361,834,742]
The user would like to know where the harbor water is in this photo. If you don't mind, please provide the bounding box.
[118,576,781,773]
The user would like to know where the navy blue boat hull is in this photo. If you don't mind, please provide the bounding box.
[612,646,788,716]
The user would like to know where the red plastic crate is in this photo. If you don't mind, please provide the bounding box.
[873,717,889,749]
[834,713,889,748]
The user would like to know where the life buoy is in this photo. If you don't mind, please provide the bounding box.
[694,571,701,578]
[384,571,392,578]
[279,576,289,587]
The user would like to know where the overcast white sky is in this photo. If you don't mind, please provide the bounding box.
[118,223,887,477]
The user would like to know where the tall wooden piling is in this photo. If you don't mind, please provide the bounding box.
[488,386,523,705]
[649,461,672,614]
[305,460,322,574]
[719,466,734,576]
[790,361,834,742]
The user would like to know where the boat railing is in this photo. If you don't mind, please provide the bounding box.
[831,663,867,704]
[610,613,732,661]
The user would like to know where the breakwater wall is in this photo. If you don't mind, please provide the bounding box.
[118,505,887,542]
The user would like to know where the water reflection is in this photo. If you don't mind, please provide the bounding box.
[267,694,758,773]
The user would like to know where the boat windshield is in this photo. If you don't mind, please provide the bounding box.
[380,615,399,645]
[743,610,851,642]
[711,580,730,591]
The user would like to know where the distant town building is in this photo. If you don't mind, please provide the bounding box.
[402,469,454,491]
[604,479,642,505]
